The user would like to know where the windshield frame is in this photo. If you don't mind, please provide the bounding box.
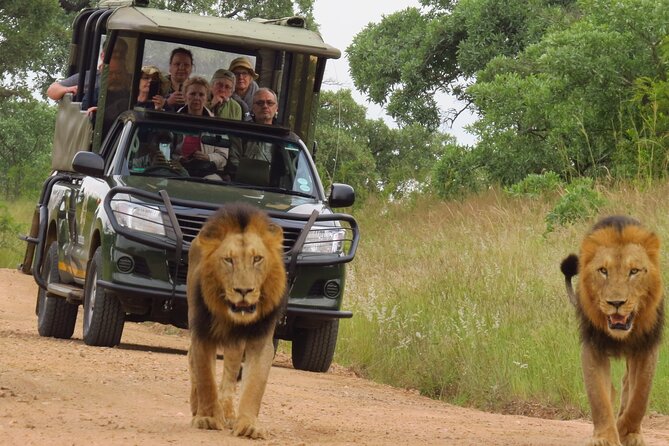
[109,112,326,201]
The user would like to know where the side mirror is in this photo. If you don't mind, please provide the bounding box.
[72,151,105,177]
[328,183,355,208]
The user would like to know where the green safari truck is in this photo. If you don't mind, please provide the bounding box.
[20,0,359,373]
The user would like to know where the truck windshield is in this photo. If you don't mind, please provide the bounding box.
[125,124,318,197]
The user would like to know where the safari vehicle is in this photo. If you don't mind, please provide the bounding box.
[20,0,359,373]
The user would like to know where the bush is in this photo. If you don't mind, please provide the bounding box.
[545,177,606,233]
[431,144,486,199]
[505,171,564,198]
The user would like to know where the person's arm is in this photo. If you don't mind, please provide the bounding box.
[46,74,79,101]
[47,82,77,101]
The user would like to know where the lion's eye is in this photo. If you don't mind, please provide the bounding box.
[223,257,234,265]
[598,267,608,277]
[253,255,263,263]
[629,268,640,276]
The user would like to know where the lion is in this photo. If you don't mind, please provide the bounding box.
[560,215,664,446]
[186,202,286,439]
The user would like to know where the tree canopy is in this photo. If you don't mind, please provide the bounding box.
[350,0,669,193]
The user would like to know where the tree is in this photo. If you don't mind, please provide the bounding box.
[347,0,575,131]
[469,0,669,184]
[0,98,55,199]
[315,90,378,200]
[315,89,454,200]
[0,0,71,99]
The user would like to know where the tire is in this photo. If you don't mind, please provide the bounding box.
[291,319,339,372]
[36,242,78,339]
[82,246,125,347]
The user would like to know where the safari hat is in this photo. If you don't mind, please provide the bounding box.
[211,68,236,84]
[228,57,258,79]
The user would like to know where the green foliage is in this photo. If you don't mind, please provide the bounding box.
[612,35,669,183]
[348,0,669,194]
[0,199,36,269]
[505,171,564,198]
[149,0,316,28]
[0,98,56,199]
[316,89,453,200]
[0,0,72,98]
[347,0,572,129]
[431,143,485,198]
[545,177,606,233]
[0,204,20,250]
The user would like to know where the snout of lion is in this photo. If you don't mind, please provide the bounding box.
[607,312,634,333]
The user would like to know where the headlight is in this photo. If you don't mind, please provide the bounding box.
[302,227,345,254]
[110,201,166,236]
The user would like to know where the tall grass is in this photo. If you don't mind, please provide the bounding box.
[0,198,35,269]
[337,185,669,417]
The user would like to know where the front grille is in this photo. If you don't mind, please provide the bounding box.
[175,212,208,244]
[167,212,304,284]
[173,210,301,253]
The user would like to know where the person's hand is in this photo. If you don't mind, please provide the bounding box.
[152,95,166,111]
[166,91,185,106]
[86,106,97,116]
[65,85,78,95]
[191,150,209,161]
[210,96,223,107]
[150,150,168,165]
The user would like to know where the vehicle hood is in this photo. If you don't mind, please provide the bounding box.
[112,175,327,214]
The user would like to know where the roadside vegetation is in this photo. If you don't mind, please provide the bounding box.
[337,183,669,417]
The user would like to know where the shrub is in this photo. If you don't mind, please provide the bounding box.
[545,177,606,233]
[505,171,565,198]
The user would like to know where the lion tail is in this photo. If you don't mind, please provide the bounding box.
[560,254,579,307]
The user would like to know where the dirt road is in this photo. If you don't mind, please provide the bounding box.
[1,269,669,445]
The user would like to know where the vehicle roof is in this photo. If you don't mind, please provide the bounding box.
[106,6,341,59]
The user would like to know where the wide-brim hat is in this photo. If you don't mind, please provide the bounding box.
[228,56,258,79]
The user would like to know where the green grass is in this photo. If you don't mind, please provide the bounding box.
[0,198,36,269]
[336,184,669,417]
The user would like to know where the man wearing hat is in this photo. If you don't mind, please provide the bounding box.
[209,69,242,120]
[228,56,259,112]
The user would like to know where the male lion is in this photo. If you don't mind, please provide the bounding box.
[560,215,664,446]
[187,203,286,439]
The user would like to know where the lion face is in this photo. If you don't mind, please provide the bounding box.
[193,205,287,327]
[578,222,662,341]
[213,231,275,323]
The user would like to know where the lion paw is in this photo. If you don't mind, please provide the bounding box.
[621,433,645,446]
[191,415,224,430]
[232,416,267,439]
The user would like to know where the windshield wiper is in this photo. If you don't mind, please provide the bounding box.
[261,186,316,199]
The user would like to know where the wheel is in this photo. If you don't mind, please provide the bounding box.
[82,246,125,346]
[291,319,339,372]
[36,242,78,339]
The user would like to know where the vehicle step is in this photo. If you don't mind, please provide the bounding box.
[47,283,84,303]
[19,234,39,244]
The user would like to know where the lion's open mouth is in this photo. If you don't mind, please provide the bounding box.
[608,312,634,331]
[227,300,257,314]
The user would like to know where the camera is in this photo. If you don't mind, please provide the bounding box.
[148,79,160,98]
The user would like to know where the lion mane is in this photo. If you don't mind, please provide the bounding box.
[561,215,664,446]
[186,202,286,439]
